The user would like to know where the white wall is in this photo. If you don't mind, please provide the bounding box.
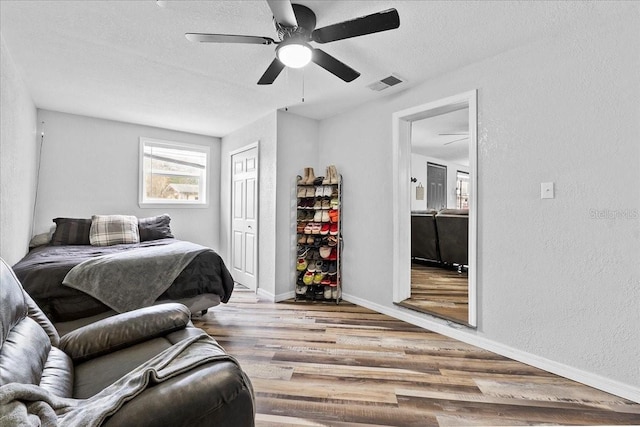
[221,112,278,297]
[0,35,37,265]
[411,153,468,211]
[275,110,319,299]
[219,110,319,300]
[318,7,639,393]
[34,110,221,249]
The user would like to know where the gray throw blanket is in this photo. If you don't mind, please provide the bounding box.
[62,241,209,312]
[0,334,254,427]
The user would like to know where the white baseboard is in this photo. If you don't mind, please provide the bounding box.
[274,290,295,302]
[256,287,275,302]
[342,292,640,404]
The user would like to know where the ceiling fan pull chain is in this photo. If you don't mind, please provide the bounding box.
[302,69,305,103]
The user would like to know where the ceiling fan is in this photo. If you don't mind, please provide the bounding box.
[185,0,400,85]
[439,132,469,145]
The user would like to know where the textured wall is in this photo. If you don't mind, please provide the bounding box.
[317,7,639,389]
[275,111,319,299]
[0,35,37,265]
[34,110,221,249]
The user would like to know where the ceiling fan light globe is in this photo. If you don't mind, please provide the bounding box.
[276,42,312,68]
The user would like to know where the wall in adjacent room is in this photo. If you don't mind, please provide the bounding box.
[0,35,37,265]
[34,110,221,249]
[410,153,469,211]
[317,7,639,392]
[220,112,278,297]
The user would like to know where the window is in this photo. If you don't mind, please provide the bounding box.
[456,170,469,209]
[139,138,210,207]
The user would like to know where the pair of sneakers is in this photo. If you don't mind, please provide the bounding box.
[315,185,334,197]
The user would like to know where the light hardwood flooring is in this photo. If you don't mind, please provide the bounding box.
[398,262,469,324]
[192,290,640,426]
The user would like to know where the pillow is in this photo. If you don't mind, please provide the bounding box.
[50,218,92,245]
[29,231,53,248]
[89,215,140,246]
[138,214,173,241]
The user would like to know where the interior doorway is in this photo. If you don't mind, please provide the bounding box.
[230,143,259,291]
[392,90,477,327]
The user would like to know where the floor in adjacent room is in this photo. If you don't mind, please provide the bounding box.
[398,262,469,325]
[192,290,640,426]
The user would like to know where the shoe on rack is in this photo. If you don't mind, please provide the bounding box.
[330,198,339,209]
[314,199,322,209]
[305,167,316,185]
[323,186,333,197]
[328,209,339,223]
[321,199,330,209]
[296,284,308,295]
[297,187,306,197]
[313,272,324,284]
[322,166,331,185]
[321,211,330,222]
[303,271,314,285]
[328,165,339,185]
[324,285,332,298]
[313,211,323,222]
[319,246,331,259]
[313,176,324,185]
[297,247,309,258]
[320,223,330,235]
[331,286,341,300]
[303,223,313,234]
[315,186,324,197]
[298,169,308,185]
[298,234,307,244]
[329,223,339,235]
[327,235,338,247]
[307,260,317,272]
[296,258,308,271]
[311,223,322,234]
[321,262,330,274]
[305,187,315,197]
[328,262,337,275]
[327,248,337,260]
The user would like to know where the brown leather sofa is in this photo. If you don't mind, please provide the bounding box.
[0,258,255,426]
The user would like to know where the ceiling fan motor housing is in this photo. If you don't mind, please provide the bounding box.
[275,4,317,42]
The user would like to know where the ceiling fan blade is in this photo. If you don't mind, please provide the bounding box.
[311,8,399,44]
[266,0,298,27]
[312,49,360,82]
[443,137,469,146]
[258,58,286,85]
[185,33,275,45]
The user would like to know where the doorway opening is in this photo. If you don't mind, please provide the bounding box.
[392,90,477,327]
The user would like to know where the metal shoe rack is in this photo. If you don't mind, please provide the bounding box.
[294,167,342,304]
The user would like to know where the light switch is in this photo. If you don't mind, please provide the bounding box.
[541,182,554,199]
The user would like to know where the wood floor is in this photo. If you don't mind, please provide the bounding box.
[399,262,469,324]
[192,291,640,426]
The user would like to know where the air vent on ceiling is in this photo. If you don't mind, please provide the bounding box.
[367,74,404,92]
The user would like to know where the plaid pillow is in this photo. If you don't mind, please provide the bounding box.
[89,215,140,246]
[50,218,92,245]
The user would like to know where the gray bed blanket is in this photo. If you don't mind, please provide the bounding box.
[62,240,209,313]
[0,334,253,427]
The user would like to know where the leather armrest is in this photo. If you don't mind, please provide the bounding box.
[59,303,190,363]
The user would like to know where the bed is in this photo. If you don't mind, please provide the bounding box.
[12,215,235,324]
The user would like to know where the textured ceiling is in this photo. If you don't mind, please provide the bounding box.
[0,1,618,137]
